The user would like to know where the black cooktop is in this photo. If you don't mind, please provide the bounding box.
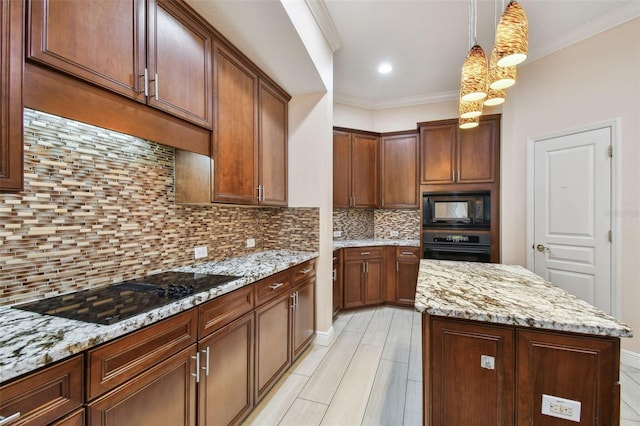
[13,272,240,325]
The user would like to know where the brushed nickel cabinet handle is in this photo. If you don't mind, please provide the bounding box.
[0,413,21,426]
[202,347,210,377]
[401,251,413,255]
[154,73,159,101]
[360,252,370,255]
[299,268,311,274]
[192,352,200,383]
[143,68,149,97]
[268,282,284,290]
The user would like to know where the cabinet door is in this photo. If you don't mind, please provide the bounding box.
[0,355,83,426]
[429,318,515,426]
[0,0,23,191]
[254,292,291,402]
[420,123,457,185]
[343,260,365,308]
[363,258,384,304]
[396,248,420,306]
[27,0,145,102]
[258,80,288,206]
[333,130,351,208]
[87,345,197,426]
[213,43,258,205]
[458,116,499,184]
[51,408,84,426]
[351,134,380,208]
[292,277,316,359]
[516,330,619,426]
[147,0,212,128]
[381,133,419,208]
[199,313,254,426]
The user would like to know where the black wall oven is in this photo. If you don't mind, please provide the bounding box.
[422,191,492,262]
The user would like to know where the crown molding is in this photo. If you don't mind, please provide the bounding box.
[527,2,640,64]
[334,91,459,110]
[304,0,342,53]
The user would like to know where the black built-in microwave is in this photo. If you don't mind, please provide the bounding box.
[423,192,490,228]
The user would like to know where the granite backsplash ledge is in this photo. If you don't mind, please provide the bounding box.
[0,109,318,306]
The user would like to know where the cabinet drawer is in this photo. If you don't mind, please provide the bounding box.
[198,285,254,338]
[344,247,384,260]
[255,270,291,306]
[0,355,83,426]
[292,259,317,284]
[86,309,197,400]
[396,247,420,259]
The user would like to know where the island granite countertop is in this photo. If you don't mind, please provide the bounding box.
[415,259,633,338]
[0,250,318,384]
[332,239,420,250]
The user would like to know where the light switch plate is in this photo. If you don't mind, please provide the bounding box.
[541,394,581,422]
[333,230,342,237]
[246,238,256,248]
[194,246,207,259]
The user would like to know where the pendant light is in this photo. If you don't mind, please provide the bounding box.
[459,116,480,129]
[460,98,484,119]
[460,0,488,103]
[488,46,516,89]
[495,1,528,67]
[484,87,506,106]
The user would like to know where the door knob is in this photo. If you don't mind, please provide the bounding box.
[536,244,548,252]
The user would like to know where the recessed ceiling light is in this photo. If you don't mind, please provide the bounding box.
[378,63,392,74]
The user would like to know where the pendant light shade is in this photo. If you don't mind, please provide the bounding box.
[460,45,488,102]
[459,116,480,129]
[459,98,484,119]
[495,1,528,67]
[489,47,516,89]
[484,88,506,106]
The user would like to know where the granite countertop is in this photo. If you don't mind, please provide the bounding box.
[333,239,420,249]
[415,259,633,338]
[0,250,318,384]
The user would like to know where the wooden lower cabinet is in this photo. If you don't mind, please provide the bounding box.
[87,345,197,426]
[516,330,620,426]
[51,408,84,426]
[198,312,254,426]
[0,355,83,426]
[428,318,515,426]
[424,315,621,426]
[292,276,315,358]
[254,291,292,402]
[395,247,420,306]
[343,247,384,308]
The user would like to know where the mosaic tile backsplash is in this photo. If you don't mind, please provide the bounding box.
[0,109,318,306]
[333,208,420,240]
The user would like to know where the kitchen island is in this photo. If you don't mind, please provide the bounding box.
[415,260,632,426]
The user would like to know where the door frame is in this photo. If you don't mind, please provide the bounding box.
[526,118,621,317]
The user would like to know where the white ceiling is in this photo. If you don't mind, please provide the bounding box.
[187,0,639,110]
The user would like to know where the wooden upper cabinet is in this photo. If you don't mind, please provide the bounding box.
[420,115,500,186]
[0,0,24,192]
[146,0,212,127]
[212,42,258,205]
[381,132,419,208]
[332,130,352,208]
[458,116,499,184]
[258,80,288,206]
[420,123,457,185]
[27,0,145,102]
[333,129,380,208]
[27,0,213,128]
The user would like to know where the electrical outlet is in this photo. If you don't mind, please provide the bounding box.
[541,394,581,422]
[333,230,342,237]
[194,246,207,259]
[480,355,495,369]
[246,238,256,248]
[390,230,399,238]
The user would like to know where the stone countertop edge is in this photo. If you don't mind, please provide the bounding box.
[414,259,633,339]
[332,239,420,249]
[0,249,318,384]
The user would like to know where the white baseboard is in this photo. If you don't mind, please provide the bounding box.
[314,326,335,347]
[621,349,640,369]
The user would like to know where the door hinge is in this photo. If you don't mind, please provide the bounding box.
[608,145,613,158]
[608,230,612,242]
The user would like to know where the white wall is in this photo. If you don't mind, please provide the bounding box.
[282,1,335,337]
[333,18,640,352]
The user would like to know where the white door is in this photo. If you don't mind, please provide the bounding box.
[532,127,612,313]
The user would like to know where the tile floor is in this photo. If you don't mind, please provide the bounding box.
[242,306,640,426]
